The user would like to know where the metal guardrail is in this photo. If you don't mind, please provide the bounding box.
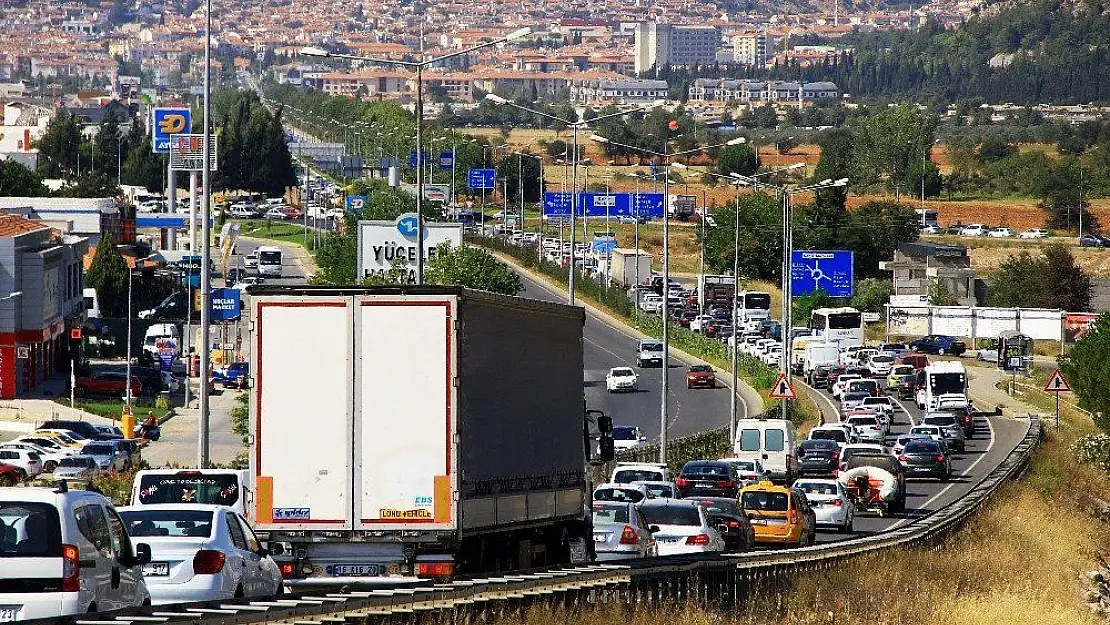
[36,414,1041,625]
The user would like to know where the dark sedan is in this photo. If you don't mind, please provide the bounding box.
[1080,234,1103,248]
[908,335,967,356]
[795,439,841,476]
[894,373,918,400]
[807,365,834,389]
[684,497,753,553]
[897,440,951,480]
[675,461,740,498]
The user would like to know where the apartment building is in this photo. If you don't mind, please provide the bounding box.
[570,78,669,105]
[688,78,839,103]
[634,22,721,74]
[731,33,776,66]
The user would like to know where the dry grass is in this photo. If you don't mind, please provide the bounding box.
[490,412,1110,625]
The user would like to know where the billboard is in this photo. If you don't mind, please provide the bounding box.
[543,192,665,217]
[1065,312,1100,343]
[210,287,242,322]
[791,250,854,298]
[151,107,192,153]
[357,213,463,283]
[467,169,496,190]
[345,195,368,212]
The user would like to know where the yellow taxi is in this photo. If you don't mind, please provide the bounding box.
[887,364,916,388]
[739,481,817,546]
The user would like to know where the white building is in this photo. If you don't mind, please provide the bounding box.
[634,23,721,74]
[731,33,776,66]
[570,78,670,105]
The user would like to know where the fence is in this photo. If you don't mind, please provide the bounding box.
[886,305,1097,344]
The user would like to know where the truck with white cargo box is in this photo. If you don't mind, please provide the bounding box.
[609,248,652,289]
[247,285,611,585]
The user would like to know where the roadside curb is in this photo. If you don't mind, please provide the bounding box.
[487,249,766,419]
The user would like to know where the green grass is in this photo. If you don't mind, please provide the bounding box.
[54,398,171,422]
[233,219,320,248]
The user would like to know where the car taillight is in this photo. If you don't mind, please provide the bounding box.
[832,498,843,507]
[788,509,799,524]
[726,521,741,528]
[279,561,296,578]
[898,455,909,462]
[716,480,735,489]
[675,478,690,488]
[830,452,840,461]
[192,549,226,574]
[686,534,710,545]
[417,562,455,578]
[61,544,79,592]
[936,455,946,462]
[619,526,640,545]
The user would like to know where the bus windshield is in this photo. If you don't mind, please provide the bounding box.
[928,372,966,395]
[258,250,282,265]
[743,293,771,310]
[827,312,862,330]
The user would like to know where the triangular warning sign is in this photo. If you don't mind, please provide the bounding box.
[768,372,797,400]
[1044,370,1071,393]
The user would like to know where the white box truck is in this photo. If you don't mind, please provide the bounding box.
[609,248,652,288]
[803,342,840,381]
[248,285,609,586]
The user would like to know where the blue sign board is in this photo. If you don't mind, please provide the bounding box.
[543,192,665,218]
[790,250,854,298]
[408,151,430,169]
[439,151,454,170]
[345,195,368,212]
[151,107,192,154]
[592,236,618,253]
[210,287,242,322]
[467,168,496,190]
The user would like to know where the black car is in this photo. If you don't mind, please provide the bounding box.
[130,366,168,396]
[141,292,189,320]
[945,223,965,235]
[675,461,740,498]
[684,497,753,552]
[843,453,907,513]
[795,439,841,476]
[897,440,951,480]
[895,373,918,400]
[38,419,117,441]
[806,365,833,389]
[908,334,967,356]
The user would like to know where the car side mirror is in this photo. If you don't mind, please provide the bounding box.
[132,542,152,566]
[649,525,660,534]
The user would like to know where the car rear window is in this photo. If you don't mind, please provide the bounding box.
[848,417,878,426]
[119,509,215,538]
[591,505,630,524]
[904,441,942,454]
[765,429,785,452]
[640,505,701,526]
[681,463,729,477]
[924,417,957,426]
[612,469,662,484]
[594,488,645,503]
[741,491,790,512]
[739,429,761,451]
[137,474,241,507]
[0,502,63,558]
[795,482,838,496]
[810,429,847,443]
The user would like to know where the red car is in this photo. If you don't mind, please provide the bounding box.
[74,371,142,398]
[0,461,23,486]
[686,365,716,389]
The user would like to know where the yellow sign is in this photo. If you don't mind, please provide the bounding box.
[158,113,189,135]
[379,508,433,520]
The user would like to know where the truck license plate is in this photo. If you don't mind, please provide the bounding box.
[332,565,381,576]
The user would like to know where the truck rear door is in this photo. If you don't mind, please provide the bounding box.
[353,295,457,531]
[252,296,354,530]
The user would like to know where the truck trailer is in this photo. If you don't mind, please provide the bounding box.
[247,285,608,586]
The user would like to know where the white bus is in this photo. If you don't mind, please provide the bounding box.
[808,306,864,348]
[737,290,772,331]
[915,361,968,411]
[257,245,284,277]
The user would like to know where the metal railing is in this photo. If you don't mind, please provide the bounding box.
[36,414,1041,625]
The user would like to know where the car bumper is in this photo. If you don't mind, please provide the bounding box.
[608,383,637,392]
[145,573,238,605]
[0,592,86,619]
[654,543,717,556]
[903,465,948,478]
[686,378,714,387]
[751,524,803,544]
[813,506,850,526]
[595,548,645,561]
[639,359,663,367]
[797,462,836,475]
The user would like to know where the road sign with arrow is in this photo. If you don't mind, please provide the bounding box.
[1044,370,1070,393]
[768,373,797,400]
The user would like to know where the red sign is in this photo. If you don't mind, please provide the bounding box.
[1044,370,1071,393]
[768,372,797,400]
[70,328,82,340]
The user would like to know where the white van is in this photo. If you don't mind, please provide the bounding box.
[0,486,151,619]
[732,418,798,483]
[142,323,180,359]
[131,469,251,519]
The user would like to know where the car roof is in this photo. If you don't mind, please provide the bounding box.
[118,504,230,513]
[0,486,106,504]
[740,480,791,494]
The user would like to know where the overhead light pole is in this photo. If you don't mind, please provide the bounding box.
[591,133,746,463]
[199,0,213,468]
[301,27,532,284]
[485,94,662,305]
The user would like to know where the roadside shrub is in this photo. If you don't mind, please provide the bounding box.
[1071,433,1110,474]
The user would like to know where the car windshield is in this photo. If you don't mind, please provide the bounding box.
[910,427,939,437]
[689,365,712,373]
[591,504,631,524]
[610,368,634,377]
[795,482,838,496]
[137,474,241,507]
[741,491,790,512]
[871,356,894,364]
[801,440,839,451]
[82,445,113,455]
[612,427,638,440]
[612,469,662,483]
[640,342,663,353]
[728,460,758,472]
[904,441,942,454]
[848,417,878,426]
[640,505,701,526]
[120,509,215,538]
[689,499,740,515]
[58,457,92,467]
[639,484,674,498]
[924,416,957,426]
[0,502,63,557]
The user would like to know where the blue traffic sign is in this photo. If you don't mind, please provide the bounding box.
[151,107,191,154]
[791,250,854,298]
[408,151,430,169]
[439,151,454,170]
[592,236,618,253]
[543,192,665,217]
[467,168,496,190]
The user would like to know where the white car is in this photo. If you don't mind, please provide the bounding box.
[831,374,862,400]
[1019,228,1048,239]
[638,499,726,556]
[610,462,670,484]
[892,434,929,455]
[762,345,783,366]
[244,251,259,269]
[118,505,282,605]
[606,367,639,393]
[867,353,896,377]
[0,487,152,619]
[909,425,945,444]
[639,294,663,313]
[793,478,854,533]
[718,457,766,486]
[0,447,43,478]
[592,483,651,504]
[263,207,287,220]
[15,436,77,458]
[689,315,714,333]
[988,227,1016,238]
[0,442,67,472]
[845,415,884,443]
[631,480,677,499]
[859,396,896,419]
[611,425,647,450]
[228,206,255,219]
[960,224,989,237]
[919,225,942,235]
[807,424,855,448]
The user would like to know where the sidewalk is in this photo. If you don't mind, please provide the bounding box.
[0,376,113,432]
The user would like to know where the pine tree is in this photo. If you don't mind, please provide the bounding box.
[84,235,130,316]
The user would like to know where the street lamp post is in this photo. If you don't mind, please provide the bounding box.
[591,134,746,464]
[126,255,154,411]
[301,28,531,284]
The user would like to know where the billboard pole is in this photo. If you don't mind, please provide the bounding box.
[198,0,212,468]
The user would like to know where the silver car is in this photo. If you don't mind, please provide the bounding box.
[591,501,657,561]
[921,414,967,453]
[52,455,100,480]
[80,442,129,472]
[793,478,854,533]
